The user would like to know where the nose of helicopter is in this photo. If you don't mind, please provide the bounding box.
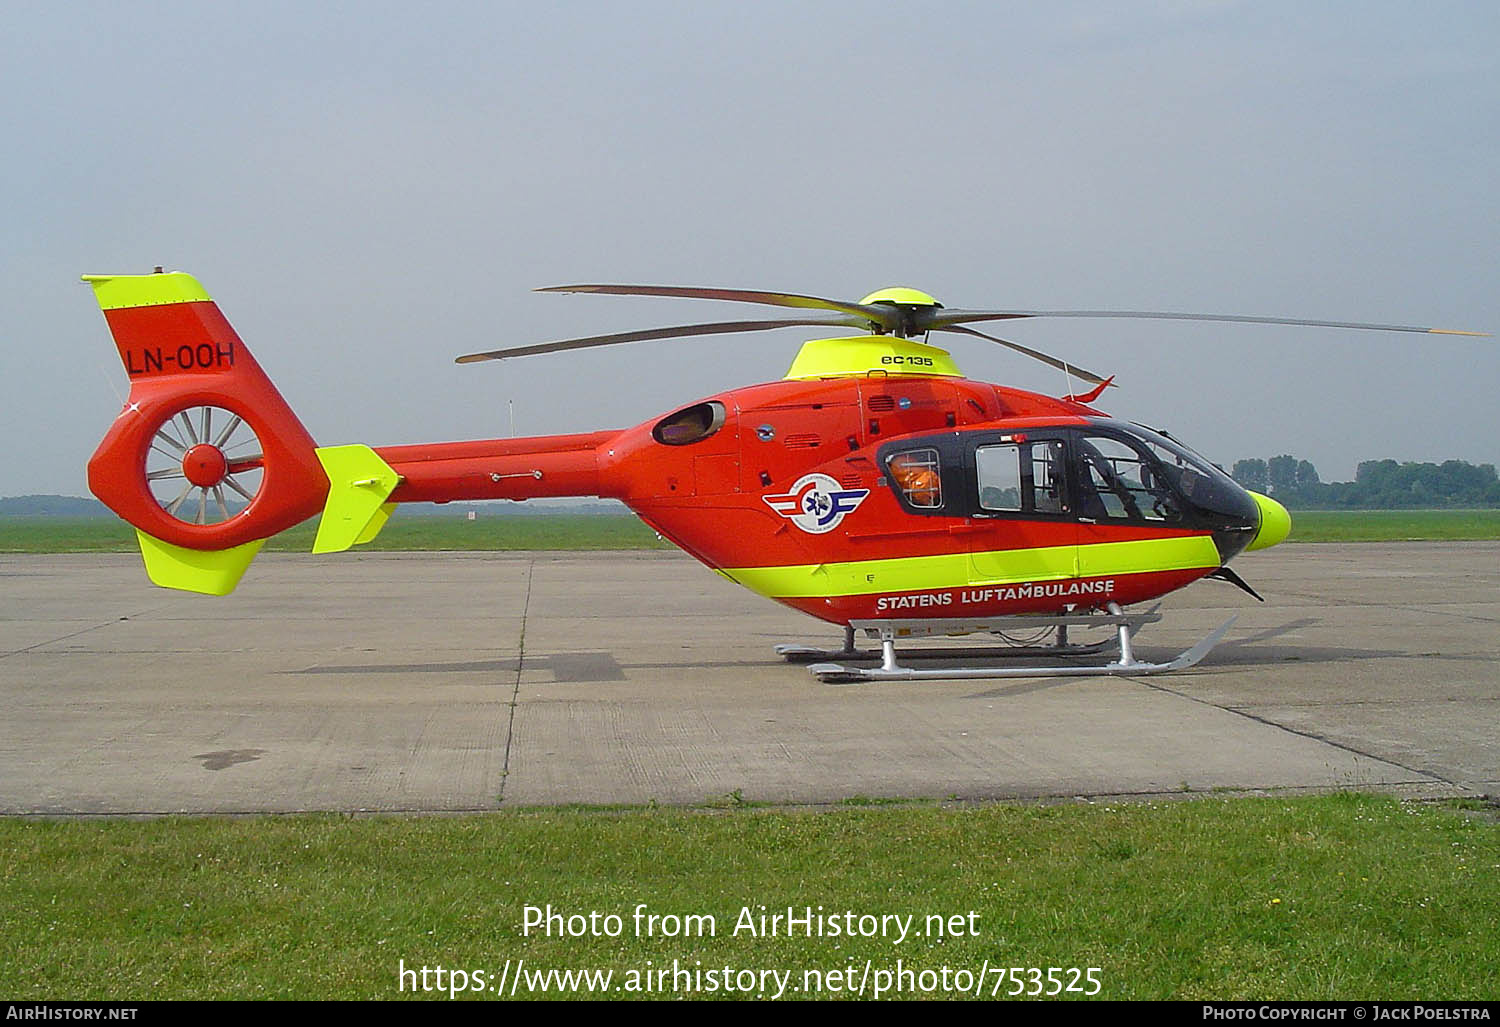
[1245,491,1292,551]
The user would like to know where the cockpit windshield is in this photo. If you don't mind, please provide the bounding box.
[1123,423,1242,507]
[1077,420,1254,527]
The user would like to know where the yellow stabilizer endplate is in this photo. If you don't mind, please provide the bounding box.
[354,503,397,545]
[312,445,402,553]
[81,272,212,310]
[135,530,265,596]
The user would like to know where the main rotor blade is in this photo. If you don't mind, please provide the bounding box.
[456,314,867,363]
[933,325,1111,385]
[538,284,900,330]
[921,307,1487,336]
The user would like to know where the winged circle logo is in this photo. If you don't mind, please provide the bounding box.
[762,473,870,534]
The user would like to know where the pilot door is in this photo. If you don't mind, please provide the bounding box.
[1068,427,1198,581]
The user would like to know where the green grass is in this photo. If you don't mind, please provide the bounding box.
[0,516,141,552]
[1,795,1496,1000]
[0,513,675,553]
[2,509,1498,554]
[1283,509,1500,542]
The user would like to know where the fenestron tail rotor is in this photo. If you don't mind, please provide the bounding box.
[84,271,330,595]
[144,405,264,526]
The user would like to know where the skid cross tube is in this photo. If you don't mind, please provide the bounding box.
[777,606,1160,664]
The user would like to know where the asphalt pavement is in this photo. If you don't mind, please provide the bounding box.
[1,543,1494,813]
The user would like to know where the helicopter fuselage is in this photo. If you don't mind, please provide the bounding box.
[375,367,1276,626]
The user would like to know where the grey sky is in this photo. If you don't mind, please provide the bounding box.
[3,1,1496,496]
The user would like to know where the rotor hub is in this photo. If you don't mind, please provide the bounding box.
[857,287,941,308]
[854,288,943,337]
[182,444,228,488]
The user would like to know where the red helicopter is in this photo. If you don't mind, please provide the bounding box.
[82,272,1480,681]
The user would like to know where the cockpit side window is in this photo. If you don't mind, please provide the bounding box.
[1075,435,1180,523]
[887,448,943,509]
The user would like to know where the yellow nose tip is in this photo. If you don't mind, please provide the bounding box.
[1247,491,1292,551]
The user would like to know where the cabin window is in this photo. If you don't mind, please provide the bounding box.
[652,401,726,446]
[975,444,1022,511]
[1032,440,1066,513]
[976,439,1066,514]
[887,448,943,509]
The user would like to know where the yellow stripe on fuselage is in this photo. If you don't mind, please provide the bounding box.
[722,536,1221,599]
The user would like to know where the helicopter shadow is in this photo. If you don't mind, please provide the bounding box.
[952,615,1419,698]
[1198,616,1488,668]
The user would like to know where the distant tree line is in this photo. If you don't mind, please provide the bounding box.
[0,495,110,516]
[1229,457,1500,509]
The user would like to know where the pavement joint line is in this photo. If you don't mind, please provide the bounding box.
[1135,675,1475,794]
[0,605,168,660]
[1228,697,1500,711]
[495,560,533,806]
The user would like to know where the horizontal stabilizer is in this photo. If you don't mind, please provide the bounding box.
[312,445,402,553]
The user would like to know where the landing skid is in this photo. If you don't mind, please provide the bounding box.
[778,603,1235,683]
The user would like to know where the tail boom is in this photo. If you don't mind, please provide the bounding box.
[375,431,617,504]
[310,433,619,555]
